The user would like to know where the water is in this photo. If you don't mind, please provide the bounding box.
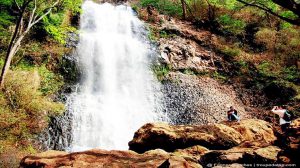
[68,1,165,151]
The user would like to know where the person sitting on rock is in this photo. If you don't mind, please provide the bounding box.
[227,106,240,121]
[271,106,291,132]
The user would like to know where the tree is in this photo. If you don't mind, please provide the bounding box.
[236,0,300,25]
[0,0,59,87]
[181,0,187,19]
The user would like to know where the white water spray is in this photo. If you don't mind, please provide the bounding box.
[68,1,165,151]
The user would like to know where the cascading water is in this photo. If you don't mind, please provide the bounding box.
[67,1,165,151]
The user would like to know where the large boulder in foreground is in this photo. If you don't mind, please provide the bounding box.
[199,144,281,166]
[223,119,277,144]
[20,149,201,168]
[129,122,243,153]
[129,119,276,153]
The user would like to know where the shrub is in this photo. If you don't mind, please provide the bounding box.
[211,71,227,81]
[38,65,64,96]
[255,28,277,50]
[0,70,64,143]
[219,45,241,58]
[217,14,246,35]
[281,66,300,82]
[3,70,65,116]
[152,64,171,81]
[140,0,182,17]
[257,61,278,78]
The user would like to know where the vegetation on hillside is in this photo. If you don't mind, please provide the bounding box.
[0,0,81,166]
[134,0,300,106]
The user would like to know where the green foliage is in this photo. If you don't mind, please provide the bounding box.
[281,66,300,82]
[211,71,228,81]
[38,65,64,96]
[148,26,159,41]
[257,61,277,77]
[153,64,171,81]
[209,0,239,10]
[217,14,246,35]
[63,0,82,14]
[140,0,182,17]
[0,1,15,43]
[159,30,176,38]
[219,45,241,58]
[182,69,196,75]
[0,70,64,151]
[0,11,13,27]
[255,28,277,50]
[11,62,65,96]
[42,13,77,44]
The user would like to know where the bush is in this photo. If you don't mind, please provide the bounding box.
[152,64,171,81]
[255,28,277,50]
[211,71,228,81]
[0,70,64,148]
[3,70,64,116]
[257,61,278,78]
[38,65,64,96]
[219,45,241,58]
[217,14,246,35]
[281,66,300,83]
[140,0,182,17]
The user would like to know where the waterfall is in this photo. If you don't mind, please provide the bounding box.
[68,1,165,151]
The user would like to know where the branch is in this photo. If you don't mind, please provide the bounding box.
[31,0,59,27]
[14,0,21,11]
[28,0,60,30]
[236,0,300,25]
[27,0,37,30]
[272,0,300,16]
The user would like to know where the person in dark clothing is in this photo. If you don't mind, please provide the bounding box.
[227,106,240,121]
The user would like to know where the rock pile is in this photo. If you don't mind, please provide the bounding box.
[162,72,249,124]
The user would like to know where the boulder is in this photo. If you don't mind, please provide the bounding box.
[199,145,281,165]
[174,145,209,160]
[223,119,276,145]
[20,149,201,168]
[129,122,243,153]
[158,37,216,72]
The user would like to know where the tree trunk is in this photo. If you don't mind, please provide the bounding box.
[0,35,24,87]
[181,0,187,19]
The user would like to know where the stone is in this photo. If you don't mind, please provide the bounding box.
[174,145,209,160]
[223,119,277,145]
[129,122,243,153]
[199,145,281,165]
[158,37,215,73]
[20,149,201,168]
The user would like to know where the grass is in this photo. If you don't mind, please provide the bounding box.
[152,64,171,81]
[0,69,65,163]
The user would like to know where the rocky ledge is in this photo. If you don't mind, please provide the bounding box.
[20,119,300,168]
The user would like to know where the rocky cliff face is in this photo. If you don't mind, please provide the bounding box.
[20,118,300,168]
[162,72,249,124]
[137,7,266,125]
